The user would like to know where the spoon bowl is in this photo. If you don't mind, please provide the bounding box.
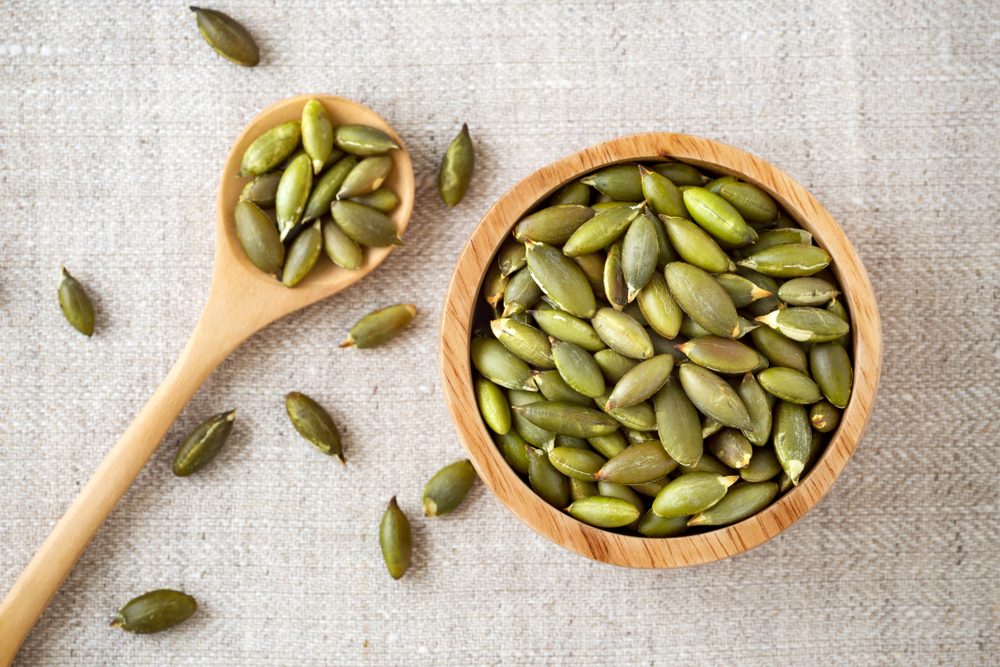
[0,94,413,664]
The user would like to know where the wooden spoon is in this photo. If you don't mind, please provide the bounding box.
[0,94,414,663]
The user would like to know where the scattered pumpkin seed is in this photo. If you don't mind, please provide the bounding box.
[285,391,343,462]
[379,497,412,579]
[422,460,477,517]
[58,267,95,336]
[341,304,416,349]
[438,123,475,207]
[111,589,197,634]
[172,410,236,477]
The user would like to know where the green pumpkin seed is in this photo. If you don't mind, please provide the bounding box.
[490,318,553,368]
[605,355,674,410]
[603,242,628,310]
[531,308,605,352]
[599,394,657,431]
[809,400,841,433]
[652,374,703,467]
[422,459,477,517]
[638,510,689,537]
[570,477,599,501]
[526,445,570,507]
[738,373,773,446]
[826,298,851,346]
[591,308,653,359]
[321,219,363,270]
[58,267,95,336]
[302,155,358,222]
[334,124,399,156]
[636,272,683,339]
[665,262,740,338]
[551,338,605,398]
[651,472,737,518]
[810,342,853,408]
[330,200,402,247]
[738,243,830,277]
[341,304,416,349]
[682,187,757,247]
[740,446,782,482]
[756,307,850,343]
[649,213,678,267]
[581,164,643,201]
[497,240,527,277]
[533,370,591,406]
[677,336,762,374]
[739,267,783,316]
[594,441,677,485]
[548,446,606,481]
[702,417,723,439]
[744,228,812,255]
[639,165,686,218]
[514,205,595,244]
[718,182,778,223]
[301,99,334,173]
[705,175,738,194]
[706,429,753,469]
[483,263,508,311]
[476,377,512,435]
[550,180,592,206]
[438,123,475,207]
[337,155,392,199]
[281,220,322,287]
[509,390,551,445]
[240,171,281,208]
[567,496,641,528]
[379,497,412,579]
[190,6,259,66]
[594,348,639,383]
[497,431,530,474]
[349,187,399,213]
[525,242,596,318]
[234,200,284,274]
[773,401,811,485]
[588,432,628,459]
[758,367,823,404]
[688,481,778,527]
[275,153,313,239]
[501,266,543,317]
[661,215,734,274]
[512,401,619,438]
[652,162,708,186]
[678,363,752,430]
[111,589,197,634]
[555,435,591,450]
[596,481,644,516]
[285,391,344,462]
[172,409,236,477]
[678,317,711,339]
[572,253,607,298]
[678,452,733,476]
[563,205,641,256]
[629,477,667,497]
[621,213,658,300]
[240,120,300,176]
[716,273,771,307]
[749,325,808,372]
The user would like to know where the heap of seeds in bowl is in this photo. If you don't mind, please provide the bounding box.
[234,98,404,287]
[471,161,853,536]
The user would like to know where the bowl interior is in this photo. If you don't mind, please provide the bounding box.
[440,133,882,568]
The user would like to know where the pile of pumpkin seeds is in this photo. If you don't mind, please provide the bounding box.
[472,161,854,536]
[235,98,404,287]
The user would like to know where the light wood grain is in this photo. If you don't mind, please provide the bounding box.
[0,94,414,664]
[440,133,882,569]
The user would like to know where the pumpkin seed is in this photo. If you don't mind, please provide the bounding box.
[637,272,683,339]
[678,452,733,476]
[548,446,606,481]
[285,391,343,462]
[334,124,399,156]
[661,215,734,274]
[649,213,678,267]
[509,390,551,445]
[744,228,813,255]
[526,445,570,507]
[594,441,677,485]
[190,6,258,67]
[738,373,773,446]
[172,410,236,477]
[58,267,95,336]
[349,187,399,213]
[682,187,757,247]
[234,200,284,274]
[570,477,599,501]
[240,171,282,208]
[738,243,831,277]
[423,459,477,517]
[281,221,322,287]
[302,155,358,222]
[758,367,823,404]
[275,153,313,239]
[706,428,753,469]
[301,99,334,173]
[321,219,363,270]
[750,325,808,373]
[581,164,643,201]
[497,431,530,474]
[810,342,853,407]
[563,205,640,256]
[512,401,619,438]
[572,253,607,298]
[497,239,527,277]
[551,338,605,398]
[677,336,762,374]
[438,123,475,207]
[491,318,553,368]
[678,363,753,430]
[622,213,658,300]
[594,348,639,383]
[639,165,686,218]
[533,370,591,406]
[476,377,512,435]
[826,298,851,346]
[483,263,508,311]
[629,477,668,497]
[702,417,723,439]
[240,120,300,176]
[588,432,629,459]
[665,262,740,338]
[341,304,416,349]
[651,472,737,518]
[379,497,412,579]
[638,510,689,537]
[705,175,738,194]
[337,155,392,199]
[525,242,596,318]
[501,266,543,317]
[740,446,782,482]
[605,355,674,410]
[603,242,628,310]
[598,394,657,431]
[718,182,778,222]
[687,481,778,526]
[567,496,641,528]
[809,400,841,433]
[532,308,605,351]
[773,401,811,485]
[591,307,653,359]
[330,200,402,247]
[514,205,595,244]
[653,374,703,467]
[756,307,850,343]
[111,589,197,634]
[716,273,771,307]
[550,180,592,206]
[652,162,708,186]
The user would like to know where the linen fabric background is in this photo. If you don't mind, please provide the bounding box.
[1,1,997,665]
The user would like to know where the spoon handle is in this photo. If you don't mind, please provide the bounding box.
[0,306,242,664]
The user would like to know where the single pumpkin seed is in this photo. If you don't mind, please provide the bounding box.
[334,124,399,156]
[756,307,850,343]
[653,374,703,467]
[758,367,823,404]
[497,239,527,277]
[501,266,543,317]
[172,409,236,477]
[652,162,708,186]
[778,276,841,306]
[588,432,628,459]
[810,342,854,408]
[639,165,686,218]
[706,429,753,469]
[598,394,657,431]
[321,218,363,270]
[476,377,512,435]
[567,496,641,528]
[603,242,629,310]
[682,187,757,247]
[281,220,322,287]
[285,391,343,462]
[301,99,334,173]
[664,262,740,338]
[512,401,619,438]
[275,153,313,239]
[740,267,783,317]
[594,441,677,485]
[341,304,416,349]
[533,370,591,406]
[570,477,599,501]
[773,401,811,485]
[622,212,659,300]
[738,373,773,446]
[715,273,771,307]
[337,155,392,199]
[718,181,778,223]
[629,476,668,497]
[497,431,530,474]
[58,267,95,336]
[649,213,678,267]
[605,354,674,410]
[596,481,645,518]
[678,452,733,476]
[548,446,606,481]
[514,205,595,244]
[705,175,738,194]
[750,325,809,372]
[379,497,412,579]
[531,308,605,352]
[651,472,737,518]
[636,272,683,340]
[563,205,641,256]
[240,171,281,208]
[678,363,753,430]
[526,445,570,507]
[240,120,300,176]
[554,435,591,450]
[551,338,605,398]
[580,164,643,201]
[550,180,592,206]
[594,348,639,383]
[423,459,477,517]
[491,318,553,368]
[572,252,607,298]
[302,155,358,222]
[738,243,831,277]
[525,241,596,318]
[591,308,653,359]
[330,200,402,247]
[483,263,508,311]
[509,390,551,445]
[349,187,399,213]
[438,123,475,207]
[744,228,813,255]
[190,6,259,66]
[740,446,782,482]
[677,336,762,374]
[687,481,778,526]
[234,200,284,274]
[678,316,711,339]
[810,400,841,433]
[661,215,734,274]
[110,589,197,634]
[702,417,723,439]
[638,510,689,537]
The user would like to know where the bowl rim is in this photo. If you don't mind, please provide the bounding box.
[439,132,882,568]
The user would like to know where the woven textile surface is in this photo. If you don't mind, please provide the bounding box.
[1,1,997,664]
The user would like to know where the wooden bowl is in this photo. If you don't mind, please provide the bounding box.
[440,133,882,568]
